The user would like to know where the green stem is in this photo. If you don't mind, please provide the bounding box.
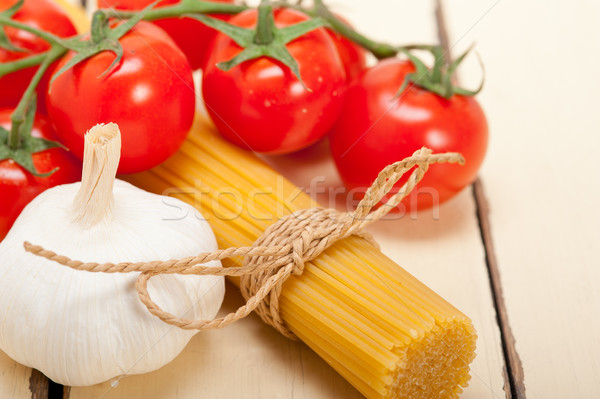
[272,1,440,60]
[0,52,47,78]
[309,0,396,59]
[100,0,247,21]
[400,44,438,51]
[8,46,67,149]
[0,16,68,48]
[91,11,110,43]
[254,0,275,45]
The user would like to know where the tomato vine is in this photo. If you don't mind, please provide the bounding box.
[0,0,482,174]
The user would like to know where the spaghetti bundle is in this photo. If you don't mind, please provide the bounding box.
[126,116,477,399]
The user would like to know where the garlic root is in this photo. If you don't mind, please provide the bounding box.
[73,123,121,227]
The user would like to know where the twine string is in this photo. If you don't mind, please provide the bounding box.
[24,147,464,340]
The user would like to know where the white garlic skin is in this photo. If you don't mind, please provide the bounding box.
[0,180,225,386]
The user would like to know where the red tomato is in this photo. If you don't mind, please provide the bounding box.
[202,8,346,154]
[330,58,488,211]
[0,109,82,241]
[46,21,195,174]
[97,0,233,70]
[0,0,77,112]
[326,15,367,82]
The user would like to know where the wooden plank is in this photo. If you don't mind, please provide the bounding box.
[443,0,600,397]
[473,179,524,398]
[65,0,506,398]
[434,1,519,396]
[0,350,48,399]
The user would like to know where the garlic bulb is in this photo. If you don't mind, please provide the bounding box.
[0,124,224,386]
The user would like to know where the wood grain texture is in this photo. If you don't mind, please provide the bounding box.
[473,179,524,399]
[443,0,600,397]
[434,2,520,396]
[0,350,36,399]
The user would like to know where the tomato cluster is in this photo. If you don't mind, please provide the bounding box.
[196,7,487,212]
[0,0,488,240]
[1,0,197,238]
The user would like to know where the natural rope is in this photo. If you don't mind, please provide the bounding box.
[24,147,464,340]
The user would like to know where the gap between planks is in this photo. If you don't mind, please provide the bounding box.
[473,179,525,399]
[29,369,49,399]
[434,1,525,398]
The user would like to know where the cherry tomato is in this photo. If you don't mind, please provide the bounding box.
[326,15,367,83]
[0,109,82,241]
[46,21,195,174]
[0,0,77,112]
[330,58,488,211]
[202,8,346,154]
[97,0,233,70]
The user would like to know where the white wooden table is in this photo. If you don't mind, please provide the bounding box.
[1,0,599,398]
